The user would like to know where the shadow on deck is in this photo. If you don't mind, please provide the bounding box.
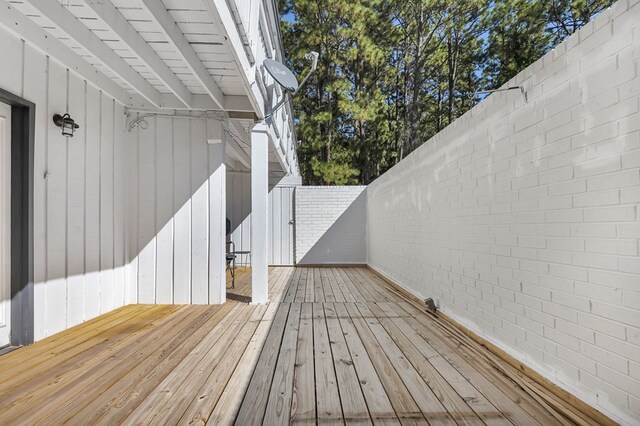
[0,267,601,424]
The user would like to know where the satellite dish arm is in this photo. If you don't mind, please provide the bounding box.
[293,51,319,96]
[265,92,290,120]
[265,51,319,120]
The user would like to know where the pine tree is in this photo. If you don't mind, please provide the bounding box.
[546,0,616,44]
[280,0,615,185]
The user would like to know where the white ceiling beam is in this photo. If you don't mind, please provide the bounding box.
[202,0,252,73]
[269,127,289,174]
[226,142,251,169]
[24,0,161,107]
[82,0,193,108]
[227,119,251,169]
[230,118,250,140]
[259,8,274,59]
[0,0,130,105]
[128,93,255,112]
[224,95,254,112]
[225,159,238,171]
[139,0,225,110]
[226,140,251,169]
[247,0,260,62]
[201,0,264,117]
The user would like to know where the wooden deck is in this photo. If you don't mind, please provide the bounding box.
[0,267,597,425]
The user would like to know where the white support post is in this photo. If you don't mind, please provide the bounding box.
[251,123,269,304]
[208,119,226,304]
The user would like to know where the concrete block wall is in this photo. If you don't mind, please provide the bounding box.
[295,186,366,264]
[366,1,640,423]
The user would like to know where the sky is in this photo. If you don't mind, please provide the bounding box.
[282,12,295,23]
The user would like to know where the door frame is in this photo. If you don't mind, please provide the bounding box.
[0,88,35,346]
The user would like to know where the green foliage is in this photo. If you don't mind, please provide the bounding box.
[484,0,551,88]
[280,0,614,185]
[546,0,617,43]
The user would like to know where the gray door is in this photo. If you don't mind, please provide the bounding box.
[268,186,295,266]
[0,101,11,347]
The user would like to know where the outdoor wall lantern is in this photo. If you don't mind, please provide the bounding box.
[52,113,80,137]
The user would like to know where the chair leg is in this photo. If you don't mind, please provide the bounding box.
[231,257,236,289]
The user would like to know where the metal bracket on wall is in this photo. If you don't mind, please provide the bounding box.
[475,85,528,102]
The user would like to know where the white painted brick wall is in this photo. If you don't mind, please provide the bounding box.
[295,186,366,264]
[366,1,640,423]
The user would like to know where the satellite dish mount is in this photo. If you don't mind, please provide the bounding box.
[263,51,319,119]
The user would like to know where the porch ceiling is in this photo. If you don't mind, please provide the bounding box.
[0,267,598,424]
[7,0,253,111]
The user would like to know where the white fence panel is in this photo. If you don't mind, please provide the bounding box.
[268,186,295,266]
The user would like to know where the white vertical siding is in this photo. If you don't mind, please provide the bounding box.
[0,4,301,340]
[225,174,297,266]
[227,172,252,265]
[136,116,156,303]
[0,31,22,94]
[125,107,139,305]
[45,60,68,336]
[0,26,129,340]
[208,133,226,304]
[173,118,191,304]
[24,42,48,343]
[84,84,102,320]
[99,94,115,313]
[113,101,126,308]
[66,76,86,327]
[127,116,233,305]
[190,119,209,304]
[155,117,174,304]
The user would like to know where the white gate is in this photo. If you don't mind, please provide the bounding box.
[268,182,296,266]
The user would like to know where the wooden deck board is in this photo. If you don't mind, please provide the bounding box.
[207,303,281,425]
[264,302,302,422]
[345,302,427,422]
[21,306,212,424]
[312,302,344,423]
[125,305,252,424]
[77,304,237,425]
[324,303,371,423]
[174,305,267,425]
[235,302,291,424]
[290,302,316,424]
[334,302,400,424]
[0,267,593,425]
[0,304,164,387]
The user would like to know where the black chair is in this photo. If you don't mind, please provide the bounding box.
[226,218,236,288]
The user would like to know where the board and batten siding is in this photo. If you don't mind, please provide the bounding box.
[0,26,128,341]
[126,138,298,305]
[0,29,299,341]
[366,2,640,423]
[226,173,297,267]
[127,115,228,305]
[227,171,252,266]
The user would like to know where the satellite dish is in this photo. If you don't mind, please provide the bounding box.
[264,58,299,93]
[262,52,318,120]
